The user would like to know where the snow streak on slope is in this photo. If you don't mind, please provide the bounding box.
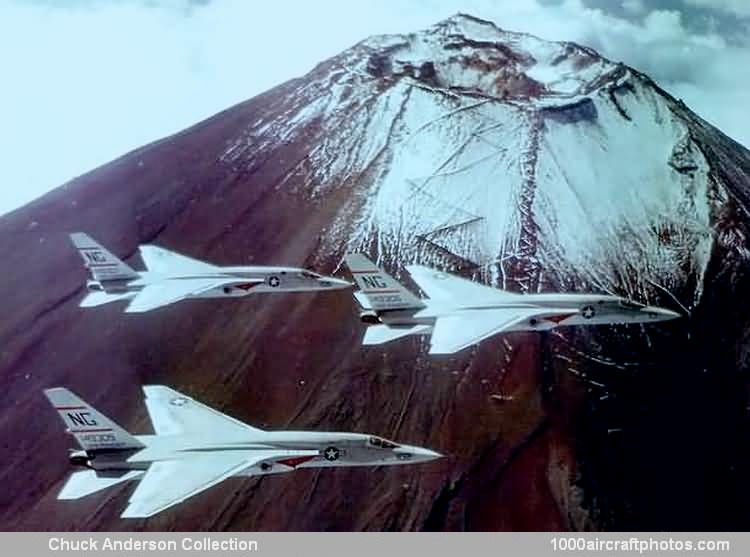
[535,83,712,301]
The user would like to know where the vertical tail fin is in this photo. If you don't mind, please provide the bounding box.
[344,254,425,311]
[44,388,144,451]
[69,233,138,282]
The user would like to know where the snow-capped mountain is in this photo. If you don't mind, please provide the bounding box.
[2,14,750,531]
[221,14,729,307]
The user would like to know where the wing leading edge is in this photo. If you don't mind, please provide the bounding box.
[428,308,575,354]
[121,453,255,518]
[138,245,219,275]
[406,265,519,303]
[143,385,264,437]
[121,449,320,518]
[124,278,258,313]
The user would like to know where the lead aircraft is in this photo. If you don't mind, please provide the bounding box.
[70,233,351,313]
[45,386,441,518]
[345,254,681,354]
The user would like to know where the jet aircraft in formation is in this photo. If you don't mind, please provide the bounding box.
[55,234,682,518]
[70,233,351,313]
[344,254,680,354]
[45,386,441,518]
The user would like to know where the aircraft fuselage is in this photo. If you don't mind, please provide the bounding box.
[369,293,680,333]
[70,431,440,477]
[90,267,351,299]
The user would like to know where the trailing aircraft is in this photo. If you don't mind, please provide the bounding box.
[70,233,351,313]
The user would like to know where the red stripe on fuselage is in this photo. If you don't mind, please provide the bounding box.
[55,406,87,410]
[545,314,574,324]
[235,283,260,291]
[276,455,317,468]
[70,428,114,433]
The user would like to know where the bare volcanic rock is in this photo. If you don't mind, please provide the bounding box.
[2,14,750,531]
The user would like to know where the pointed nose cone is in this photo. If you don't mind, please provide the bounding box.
[318,277,353,289]
[642,306,682,321]
[420,448,443,462]
[396,445,443,463]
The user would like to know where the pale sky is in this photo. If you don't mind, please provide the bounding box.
[1,0,748,215]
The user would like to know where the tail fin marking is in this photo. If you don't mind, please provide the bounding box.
[69,233,138,282]
[344,254,425,311]
[44,388,144,452]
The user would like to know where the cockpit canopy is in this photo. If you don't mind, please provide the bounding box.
[368,436,399,449]
[300,271,323,279]
[618,299,645,310]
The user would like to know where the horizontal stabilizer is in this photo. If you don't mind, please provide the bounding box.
[59,470,144,500]
[80,291,136,308]
[363,324,432,345]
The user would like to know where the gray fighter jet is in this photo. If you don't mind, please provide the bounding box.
[45,386,441,518]
[70,233,351,312]
[345,254,681,354]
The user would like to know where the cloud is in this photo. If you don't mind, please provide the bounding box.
[0,0,415,215]
[0,0,748,215]
[622,0,646,15]
[684,0,750,17]
[476,0,749,148]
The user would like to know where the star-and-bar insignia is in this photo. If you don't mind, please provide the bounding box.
[323,447,340,461]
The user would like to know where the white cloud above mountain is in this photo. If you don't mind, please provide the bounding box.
[0,0,747,215]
